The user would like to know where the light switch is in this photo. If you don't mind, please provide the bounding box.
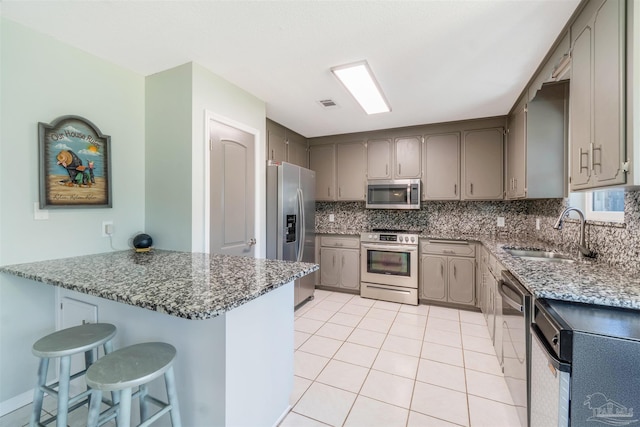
[329,214,335,222]
[497,217,505,227]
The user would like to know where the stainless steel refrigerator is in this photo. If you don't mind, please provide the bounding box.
[266,161,316,308]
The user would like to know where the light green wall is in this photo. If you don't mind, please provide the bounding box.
[0,18,145,403]
[190,63,267,254]
[145,63,194,251]
[145,62,266,253]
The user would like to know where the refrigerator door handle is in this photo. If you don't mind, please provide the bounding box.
[296,188,305,262]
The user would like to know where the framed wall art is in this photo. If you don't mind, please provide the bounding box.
[38,115,112,208]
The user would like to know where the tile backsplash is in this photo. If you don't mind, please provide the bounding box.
[316,190,640,274]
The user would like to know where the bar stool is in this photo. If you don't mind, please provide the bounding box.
[30,322,117,427]
[86,342,182,427]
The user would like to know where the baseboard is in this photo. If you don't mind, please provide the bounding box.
[0,389,33,417]
[272,404,293,427]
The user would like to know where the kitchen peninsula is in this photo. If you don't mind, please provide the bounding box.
[0,250,318,427]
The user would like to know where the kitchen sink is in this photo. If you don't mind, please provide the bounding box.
[504,248,575,263]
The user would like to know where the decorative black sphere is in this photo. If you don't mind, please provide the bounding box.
[133,233,153,249]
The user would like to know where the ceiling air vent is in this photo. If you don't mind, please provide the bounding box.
[317,99,340,109]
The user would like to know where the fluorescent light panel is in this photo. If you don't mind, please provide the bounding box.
[331,61,391,115]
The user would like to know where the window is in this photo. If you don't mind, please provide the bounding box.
[585,189,625,222]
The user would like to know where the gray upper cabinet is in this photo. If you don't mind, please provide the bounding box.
[266,122,287,163]
[336,141,367,201]
[394,136,422,179]
[506,100,527,199]
[570,0,627,190]
[367,138,392,179]
[288,131,308,168]
[461,128,504,200]
[506,82,567,199]
[309,144,336,201]
[367,136,421,179]
[266,119,309,168]
[423,132,460,200]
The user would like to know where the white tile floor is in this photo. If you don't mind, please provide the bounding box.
[1,289,521,427]
[282,289,521,427]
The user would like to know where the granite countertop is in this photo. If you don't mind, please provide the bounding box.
[0,250,318,320]
[422,233,640,310]
[318,229,640,310]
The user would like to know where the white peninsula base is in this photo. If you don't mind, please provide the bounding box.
[56,282,294,427]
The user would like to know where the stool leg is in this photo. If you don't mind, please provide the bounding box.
[118,388,132,427]
[87,389,102,427]
[29,357,49,427]
[103,341,120,410]
[164,367,182,427]
[139,384,149,423]
[57,355,71,427]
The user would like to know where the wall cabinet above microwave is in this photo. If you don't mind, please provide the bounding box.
[367,136,421,180]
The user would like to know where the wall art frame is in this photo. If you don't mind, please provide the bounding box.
[38,115,112,208]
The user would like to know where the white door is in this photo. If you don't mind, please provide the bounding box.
[209,119,255,257]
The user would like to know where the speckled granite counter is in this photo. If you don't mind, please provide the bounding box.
[0,249,318,320]
[421,234,640,310]
[317,229,640,310]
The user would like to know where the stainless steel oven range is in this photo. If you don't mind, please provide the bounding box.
[360,229,419,305]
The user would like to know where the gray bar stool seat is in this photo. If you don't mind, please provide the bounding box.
[86,342,181,427]
[30,322,117,427]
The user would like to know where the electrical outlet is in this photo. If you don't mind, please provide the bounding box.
[329,214,335,222]
[536,218,541,230]
[102,221,114,237]
[497,217,505,227]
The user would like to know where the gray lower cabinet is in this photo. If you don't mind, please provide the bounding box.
[569,0,627,190]
[419,240,475,306]
[319,236,360,291]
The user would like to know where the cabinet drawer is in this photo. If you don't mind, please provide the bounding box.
[488,254,505,278]
[321,236,360,249]
[420,240,475,257]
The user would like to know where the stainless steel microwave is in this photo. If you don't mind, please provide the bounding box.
[366,179,421,210]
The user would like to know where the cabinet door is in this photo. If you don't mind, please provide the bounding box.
[570,15,594,188]
[267,126,287,163]
[337,141,367,201]
[320,247,339,287]
[367,138,392,179]
[287,132,308,168]
[506,104,527,199]
[394,136,421,178]
[570,0,626,190]
[448,257,475,305]
[339,249,361,290]
[423,133,460,200]
[420,255,446,301]
[592,0,625,186]
[462,128,504,200]
[309,144,336,201]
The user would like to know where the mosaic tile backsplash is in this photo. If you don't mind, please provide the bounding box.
[316,190,640,274]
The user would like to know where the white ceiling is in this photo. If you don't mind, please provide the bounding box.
[2,0,581,138]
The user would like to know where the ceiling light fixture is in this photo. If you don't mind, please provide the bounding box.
[331,61,391,115]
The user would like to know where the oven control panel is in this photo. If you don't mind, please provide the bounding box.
[360,232,419,245]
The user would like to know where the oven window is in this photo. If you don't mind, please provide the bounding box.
[368,186,408,204]
[367,250,410,276]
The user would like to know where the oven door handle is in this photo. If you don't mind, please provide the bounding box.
[361,244,418,252]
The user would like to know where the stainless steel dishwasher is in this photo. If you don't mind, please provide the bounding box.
[531,298,640,427]
[499,271,532,427]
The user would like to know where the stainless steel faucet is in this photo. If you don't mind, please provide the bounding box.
[553,207,596,258]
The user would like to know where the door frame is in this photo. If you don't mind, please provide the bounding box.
[198,110,263,257]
